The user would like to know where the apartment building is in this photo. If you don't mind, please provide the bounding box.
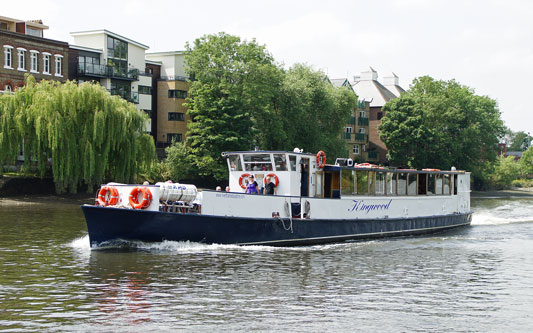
[351,67,405,164]
[331,78,372,162]
[145,51,189,147]
[0,16,68,92]
[69,29,152,132]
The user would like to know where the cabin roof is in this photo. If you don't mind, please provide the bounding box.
[323,165,466,174]
[222,150,316,157]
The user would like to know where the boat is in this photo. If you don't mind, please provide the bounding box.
[81,149,472,247]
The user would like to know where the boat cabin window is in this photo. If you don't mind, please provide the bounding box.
[228,154,243,171]
[443,175,451,194]
[435,175,443,195]
[274,154,288,171]
[427,174,436,195]
[376,172,385,195]
[398,173,407,195]
[289,155,297,171]
[243,154,273,171]
[408,174,417,195]
[356,170,369,195]
[341,170,355,196]
[453,175,458,195]
[417,174,427,195]
[386,173,396,195]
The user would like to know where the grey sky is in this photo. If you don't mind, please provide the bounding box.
[4,0,532,133]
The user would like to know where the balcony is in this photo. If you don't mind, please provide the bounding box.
[76,62,139,81]
[358,117,369,126]
[354,133,366,142]
[349,116,356,125]
[344,132,352,140]
[109,89,139,104]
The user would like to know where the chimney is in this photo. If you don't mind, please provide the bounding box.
[384,72,399,86]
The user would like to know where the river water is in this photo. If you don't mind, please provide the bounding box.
[0,196,532,332]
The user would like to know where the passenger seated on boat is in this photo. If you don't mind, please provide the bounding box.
[225,186,230,192]
[246,175,259,194]
[216,186,222,191]
[264,176,276,195]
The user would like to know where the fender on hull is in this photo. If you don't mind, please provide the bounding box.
[81,205,472,247]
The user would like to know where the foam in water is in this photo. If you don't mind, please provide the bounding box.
[472,200,533,225]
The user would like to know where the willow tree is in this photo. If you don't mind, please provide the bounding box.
[0,76,156,193]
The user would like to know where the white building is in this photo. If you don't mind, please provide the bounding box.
[70,29,152,132]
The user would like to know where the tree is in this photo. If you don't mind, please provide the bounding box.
[379,76,505,183]
[184,32,283,181]
[491,155,520,189]
[520,146,533,176]
[508,131,531,151]
[276,64,356,158]
[0,76,156,193]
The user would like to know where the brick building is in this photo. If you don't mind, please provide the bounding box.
[351,67,405,164]
[1,16,68,92]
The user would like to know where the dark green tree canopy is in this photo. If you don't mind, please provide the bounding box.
[185,32,283,180]
[379,76,505,178]
[0,76,156,193]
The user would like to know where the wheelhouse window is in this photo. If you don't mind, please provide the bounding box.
[376,172,385,195]
[289,155,297,171]
[4,46,13,69]
[435,175,443,195]
[443,174,451,194]
[273,154,287,171]
[355,170,369,195]
[228,155,243,171]
[243,154,272,171]
[408,174,418,195]
[30,50,39,72]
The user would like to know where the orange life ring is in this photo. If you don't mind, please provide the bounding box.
[263,173,279,187]
[316,151,326,168]
[129,186,152,209]
[238,173,251,189]
[97,186,119,206]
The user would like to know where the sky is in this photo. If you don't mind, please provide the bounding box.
[3,0,533,133]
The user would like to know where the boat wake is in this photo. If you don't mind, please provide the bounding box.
[472,200,533,225]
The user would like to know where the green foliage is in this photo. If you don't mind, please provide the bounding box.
[276,64,355,158]
[162,140,194,181]
[520,146,533,176]
[508,131,531,151]
[379,76,505,184]
[0,76,156,193]
[490,155,520,189]
[185,32,283,181]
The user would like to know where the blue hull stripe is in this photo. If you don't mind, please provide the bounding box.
[81,205,472,247]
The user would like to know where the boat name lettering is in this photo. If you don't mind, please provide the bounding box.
[349,199,392,214]
[215,193,245,199]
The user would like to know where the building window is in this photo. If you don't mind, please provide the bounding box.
[17,48,26,71]
[168,112,185,121]
[353,145,360,155]
[54,55,63,76]
[43,53,50,74]
[26,27,42,37]
[110,80,131,100]
[359,128,366,133]
[359,110,366,118]
[167,133,182,144]
[168,89,187,99]
[4,46,13,69]
[138,85,152,95]
[345,126,353,133]
[363,145,367,152]
[4,84,12,93]
[30,51,39,73]
[377,112,383,120]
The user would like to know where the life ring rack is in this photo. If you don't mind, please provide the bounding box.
[316,150,326,168]
[129,186,153,210]
[238,173,252,189]
[263,173,279,187]
[97,186,120,206]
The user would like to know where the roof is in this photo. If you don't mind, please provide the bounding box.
[330,78,352,88]
[351,68,404,107]
[69,44,103,53]
[0,15,49,30]
[146,51,187,56]
[70,29,149,50]
[383,72,406,97]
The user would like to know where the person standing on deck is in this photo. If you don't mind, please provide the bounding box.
[246,175,259,194]
[264,176,276,195]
